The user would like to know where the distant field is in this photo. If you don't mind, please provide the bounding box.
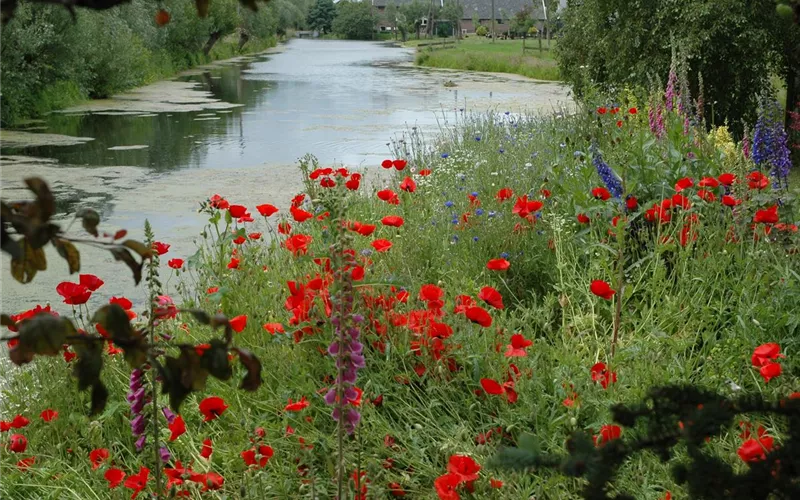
[407,36,560,80]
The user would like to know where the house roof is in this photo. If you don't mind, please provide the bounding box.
[371,0,555,20]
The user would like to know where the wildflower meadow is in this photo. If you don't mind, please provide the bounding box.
[3,65,800,499]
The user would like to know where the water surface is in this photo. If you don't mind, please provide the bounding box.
[0,39,568,313]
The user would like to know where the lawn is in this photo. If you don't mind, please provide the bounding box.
[1,91,799,499]
[406,36,560,80]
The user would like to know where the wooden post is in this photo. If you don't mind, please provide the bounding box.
[538,31,542,53]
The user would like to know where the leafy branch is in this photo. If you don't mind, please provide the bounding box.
[492,385,800,500]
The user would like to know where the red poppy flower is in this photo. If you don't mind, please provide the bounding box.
[345,173,362,190]
[12,456,33,471]
[615,120,623,128]
[754,205,779,224]
[110,296,133,310]
[577,213,590,224]
[190,471,224,491]
[419,284,444,303]
[495,188,514,201]
[434,473,460,500]
[263,323,284,335]
[671,194,691,210]
[489,478,504,488]
[382,216,404,227]
[89,448,109,469]
[697,189,717,202]
[284,396,309,412]
[168,415,186,441]
[8,434,27,453]
[79,274,104,291]
[124,466,149,499]
[590,280,615,300]
[466,306,492,327]
[284,234,313,256]
[200,438,213,459]
[486,258,510,271]
[625,196,638,211]
[505,334,533,357]
[751,343,784,367]
[249,232,262,241]
[40,409,58,422]
[199,396,229,422]
[227,257,240,269]
[760,362,782,383]
[9,415,29,428]
[381,159,393,169]
[674,177,694,192]
[56,282,92,305]
[718,173,737,186]
[738,434,774,463]
[152,241,170,255]
[512,195,543,218]
[393,159,407,170]
[592,187,612,201]
[229,315,247,333]
[210,194,229,210]
[105,468,126,488]
[167,259,184,270]
[698,176,719,188]
[747,171,770,190]
[351,265,365,281]
[290,206,313,222]
[447,454,481,482]
[241,444,274,468]
[371,239,393,252]
[478,286,504,309]
[590,362,617,389]
[628,107,638,114]
[278,222,292,234]
[722,195,741,207]
[594,424,622,446]
[597,106,608,114]
[399,176,416,193]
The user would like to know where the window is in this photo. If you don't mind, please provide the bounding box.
[421,18,428,26]
[462,29,467,35]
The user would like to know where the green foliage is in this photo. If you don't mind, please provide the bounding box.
[332,0,375,40]
[556,0,788,135]
[476,25,488,37]
[0,0,294,125]
[510,5,535,36]
[307,0,335,34]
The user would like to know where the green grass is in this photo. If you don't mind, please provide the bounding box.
[408,36,560,80]
[1,101,799,499]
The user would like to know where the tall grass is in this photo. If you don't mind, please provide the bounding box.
[416,49,560,80]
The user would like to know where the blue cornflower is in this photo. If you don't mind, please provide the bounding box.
[499,149,505,154]
[500,252,509,259]
[451,218,459,225]
[471,191,478,197]
[488,211,496,218]
[445,201,454,208]
[475,136,481,142]
[472,236,479,242]
[475,208,484,216]
[441,153,449,158]
[361,249,373,257]
[452,235,459,242]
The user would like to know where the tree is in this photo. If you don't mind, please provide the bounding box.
[307,0,335,34]
[331,0,375,40]
[471,11,480,35]
[384,0,399,40]
[441,0,463,39]
[400,0,427,40]
[511,6,534,37]
[556,0,787,136]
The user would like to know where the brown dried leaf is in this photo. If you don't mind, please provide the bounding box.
[73,339,103,391]
[10,239,42,284]
[90,382,109,416]
[195,0,209,17]
[182,309,211,325]
[109,247,143,285]
[53,238,80,274]
[14,314,74,362]
[25,177,55,222]
[121,239,153,259]
[0,314,14,327]
[201,339,231,381]
[234,347,262,392]
[76,208,100,237]
[0,222,22,260]
[178,347,209,391]
[162,356,194,412]
[92,304,146,367]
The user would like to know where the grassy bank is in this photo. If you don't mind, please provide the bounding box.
[409,36,560,80]
[2,91,799,498]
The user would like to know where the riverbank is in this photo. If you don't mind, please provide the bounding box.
[2,74,798,498]
[0,0,292,126]
[406,36,561,81]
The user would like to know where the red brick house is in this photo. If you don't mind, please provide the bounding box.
[372,0,563,36]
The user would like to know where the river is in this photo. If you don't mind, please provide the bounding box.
[0,39,568,314]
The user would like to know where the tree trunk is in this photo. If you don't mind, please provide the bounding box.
[238,31,250,51]
[203,30,222,56]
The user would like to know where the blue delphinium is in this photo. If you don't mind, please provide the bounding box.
[589,143,623,198]
[753,98,792,189]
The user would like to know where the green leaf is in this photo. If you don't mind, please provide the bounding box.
[76,208,100,237]
[10,313,75,365]
[90,382,109,417]
[53,238,80,274]
[234,347,262,391]
[92,304,146,367]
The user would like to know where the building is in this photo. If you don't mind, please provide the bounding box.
[372,1,566,36]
